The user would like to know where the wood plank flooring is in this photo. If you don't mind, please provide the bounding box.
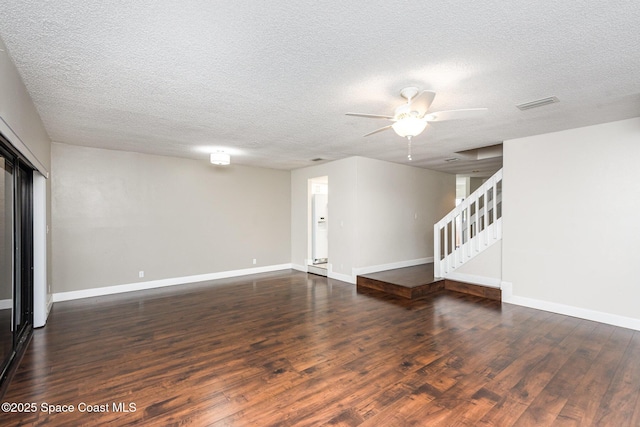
[1,269,639,426]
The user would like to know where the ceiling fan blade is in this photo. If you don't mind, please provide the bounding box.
[346,112,394,120]
[424,108,488,122]
[363,125,393,137]
[410,90,436,114]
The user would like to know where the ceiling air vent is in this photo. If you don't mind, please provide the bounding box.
[310,158,325,162]
[516,96,559,111]
[444,157,459,162]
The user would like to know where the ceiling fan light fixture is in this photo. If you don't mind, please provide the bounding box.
[210,151,231,165]
[391,117,427,137]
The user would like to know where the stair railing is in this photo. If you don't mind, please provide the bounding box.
[434,169,503,277]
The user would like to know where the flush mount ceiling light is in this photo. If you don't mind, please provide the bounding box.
[210,152,230,165]
[346,87,487,161]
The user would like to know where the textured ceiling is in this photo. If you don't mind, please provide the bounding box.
[1,1,639,176]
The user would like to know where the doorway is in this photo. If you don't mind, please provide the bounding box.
[308,176,328,276]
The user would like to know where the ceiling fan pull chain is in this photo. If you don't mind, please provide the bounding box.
[407,136,412,161]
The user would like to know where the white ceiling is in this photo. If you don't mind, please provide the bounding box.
[1,1,639,176]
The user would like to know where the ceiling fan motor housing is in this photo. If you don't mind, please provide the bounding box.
[394,103,422,120]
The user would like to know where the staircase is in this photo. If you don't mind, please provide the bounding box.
[356,168,503,302]
[434,169,503,278]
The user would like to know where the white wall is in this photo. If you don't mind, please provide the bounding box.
[291,156,454,283]
[52,143,291,294]
[502,117,640,329]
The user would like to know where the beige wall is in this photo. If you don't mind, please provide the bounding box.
[355,157,454,267]
[503,117,640,322]
[52,143,291,293]
[469,177,484,195]
[291,157,358,278]
[291,156,454,282]
[0,36,51,173]
[0,35,52,303]
[453,240,502,285]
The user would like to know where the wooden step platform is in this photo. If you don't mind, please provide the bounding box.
[356,263,501,301]
[356,264,444,299]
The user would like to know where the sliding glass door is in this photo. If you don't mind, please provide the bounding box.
[0,152,14,372]
[14,163,33,343]
[0,137,33,389]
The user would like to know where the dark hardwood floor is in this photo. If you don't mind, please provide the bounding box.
[1,270,639,426]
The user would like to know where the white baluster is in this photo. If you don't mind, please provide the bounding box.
[434,223,441,277]
[433,169,504,276]
[443,221,449,274]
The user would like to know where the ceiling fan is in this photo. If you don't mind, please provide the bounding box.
[346,87,487,161]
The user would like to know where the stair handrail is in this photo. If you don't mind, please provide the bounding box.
[434,169,503,277]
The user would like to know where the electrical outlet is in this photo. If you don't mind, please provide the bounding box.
[252,259,257,265]
[139,271,144,278]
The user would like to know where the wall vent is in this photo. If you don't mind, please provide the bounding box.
[516,96,559,111]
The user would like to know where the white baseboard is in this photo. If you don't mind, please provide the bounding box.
[293,261,353,284]
[352,257,433,277]
[444,272,501,288]
[295,258,434,285]
[291,263,308,272]
[501,281,640,332]
[328,271,355,284]
[53,263,293,302]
